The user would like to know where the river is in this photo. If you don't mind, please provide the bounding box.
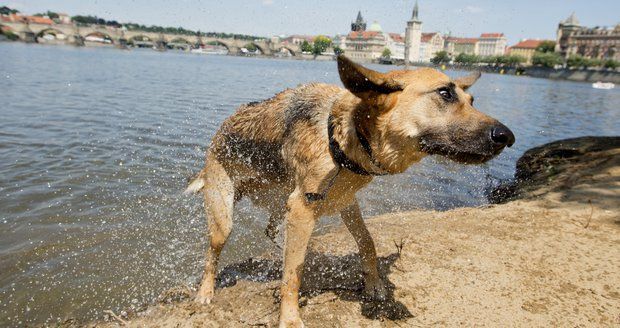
[1,43,619,326]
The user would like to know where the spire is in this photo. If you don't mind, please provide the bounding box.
[564,12,580,26]
[412,1,419,20]
[351,10,367,31]
[356,10,364,23]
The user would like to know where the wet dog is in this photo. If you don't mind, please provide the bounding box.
[185,55,514,327]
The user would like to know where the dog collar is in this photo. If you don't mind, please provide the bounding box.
[327,114,387,176]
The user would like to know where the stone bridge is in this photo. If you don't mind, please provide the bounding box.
[0,21,300,55]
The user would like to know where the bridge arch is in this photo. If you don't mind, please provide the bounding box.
[84,31,114,45]
[127,34,154,47]
[35,28,68,43]
[275,46,296,56]
[0,24,16,39]
[201,40,231,53]
[242,42,266,55]
[168,37,192,50]
[170,37,190,44]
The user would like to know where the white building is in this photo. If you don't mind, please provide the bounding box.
[387,33,405,60]
[419,32,444,62]
[477,33,508,56]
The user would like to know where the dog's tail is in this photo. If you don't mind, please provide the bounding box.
[184,169,206,195]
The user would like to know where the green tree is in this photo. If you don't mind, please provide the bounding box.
[454,53,479,65]
[381,48,392,58]
[584,58,603,68]
[604,59,619,69]
[300,40,313,53]
[333,45,344,56]
[496,55,526,66]
[532,52,563,68]
[431,51,450,64]
[567,54,586,68]
[312,35,332,56]
[535,41,556,53]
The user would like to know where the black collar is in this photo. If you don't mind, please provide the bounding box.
[327,114,386,176]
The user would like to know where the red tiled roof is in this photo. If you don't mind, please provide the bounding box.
[480,33,504,38]
[348,31,380,39]
[26,16,54,25]
[388,33,403,43]
[6,13,26,23]
[421,32,440,42]
[511,39,547,49]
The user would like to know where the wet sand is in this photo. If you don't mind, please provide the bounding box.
[90,136,619,327]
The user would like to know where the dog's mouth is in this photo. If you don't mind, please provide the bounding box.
[419,139,503,164]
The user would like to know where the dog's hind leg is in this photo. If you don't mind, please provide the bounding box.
[341,199,387,301]
[195,158,235,304]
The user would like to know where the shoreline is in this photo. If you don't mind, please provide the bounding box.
[82,136,620,327]
[2,40,618,84]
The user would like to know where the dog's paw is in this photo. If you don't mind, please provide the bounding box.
[195,290,214,305]
[279,317,305,328]
[363,279,388,302]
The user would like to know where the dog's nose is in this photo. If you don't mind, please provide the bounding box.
[490,124,515,148]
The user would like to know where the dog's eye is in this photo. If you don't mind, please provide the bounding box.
[437,87,454,102]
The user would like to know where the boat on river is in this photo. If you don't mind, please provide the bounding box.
[592,81,615,90]
[190,45,228,55]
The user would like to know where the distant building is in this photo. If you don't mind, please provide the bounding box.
[387,33,405,60]
[351,11,366,32]
[508,39,548,63]
[281,35,315,46]
[56,13,72,25]
[345,20,387,61]
[404,1,422,63]
[333,34,347,50]
[445,37,479,57]
[556,13,619,60]
[477,33,507,56]
[419,32,444,62]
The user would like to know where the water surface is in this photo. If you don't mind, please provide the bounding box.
[1,43,619,326]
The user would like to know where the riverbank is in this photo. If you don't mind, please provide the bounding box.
[82,136,619,327]
[3,39,618,84]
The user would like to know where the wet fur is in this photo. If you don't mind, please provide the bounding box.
[186,56,512,327]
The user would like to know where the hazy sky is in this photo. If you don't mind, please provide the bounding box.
[5,0,620,45]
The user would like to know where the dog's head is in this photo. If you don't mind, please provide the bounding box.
[337,55,514,168]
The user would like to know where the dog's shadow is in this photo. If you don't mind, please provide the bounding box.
[215,251,412,321]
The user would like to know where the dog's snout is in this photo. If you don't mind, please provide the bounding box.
[490,124,515,148]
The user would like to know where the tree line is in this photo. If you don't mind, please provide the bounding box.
[300,36,343,56]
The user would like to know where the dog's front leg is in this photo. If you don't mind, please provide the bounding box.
[279,189,316,328]
[341,200,387,301]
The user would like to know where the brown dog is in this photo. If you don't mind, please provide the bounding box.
[185,55,514,327]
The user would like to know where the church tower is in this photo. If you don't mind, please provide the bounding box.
[351,11,367,32]
[555,12,581,58]
[404,1,422,66]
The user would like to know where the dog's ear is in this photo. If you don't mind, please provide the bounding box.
[454,71,481,91]
[337,55,403,96]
